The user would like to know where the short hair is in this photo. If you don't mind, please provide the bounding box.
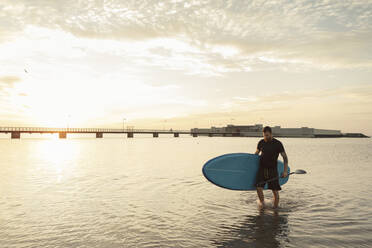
[263,126,272,133]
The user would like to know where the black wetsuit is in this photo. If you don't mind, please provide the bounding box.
[255,138,285,190]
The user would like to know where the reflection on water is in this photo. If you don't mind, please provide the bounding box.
[32,140,79,183]
[213,209,289,248]
[0,137,372,247]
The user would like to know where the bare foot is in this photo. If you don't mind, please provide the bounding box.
[257,200,265,209]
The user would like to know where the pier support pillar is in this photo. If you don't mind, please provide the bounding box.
[59,132,67,139]
[153,133,159,138]
[208,133,213,137]
[174,133,179,137]
[11,131,20,139]
[222,133,226,137]
[96,132,103,138]
[192,133,198,137]
[127,132,133,138]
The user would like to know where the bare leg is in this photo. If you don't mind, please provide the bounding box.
[256,187,265,207]
[272,190,279,208]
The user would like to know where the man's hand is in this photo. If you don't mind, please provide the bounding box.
[280,151,288,178]
[281,171,288,178]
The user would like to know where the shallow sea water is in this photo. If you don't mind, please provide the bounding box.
[0,136,371,247]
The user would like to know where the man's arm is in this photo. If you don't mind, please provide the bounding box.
[280,151,288,177]
[255,140,262,155]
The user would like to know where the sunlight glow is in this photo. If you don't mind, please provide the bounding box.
[33,140,79,182]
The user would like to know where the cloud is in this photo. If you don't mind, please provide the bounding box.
[231,84,372,108]
[0,0,371,134]
[0,76,21,88]
[0,0,371,70]
[129,84,372,134]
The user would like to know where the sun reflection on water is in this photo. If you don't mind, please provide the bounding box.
[33,139,79,183]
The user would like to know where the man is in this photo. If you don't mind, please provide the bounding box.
[255,126,288,208]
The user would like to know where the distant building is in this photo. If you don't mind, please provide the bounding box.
[271,126,342,137]
[225,124,263,133]
[189,124,365,138]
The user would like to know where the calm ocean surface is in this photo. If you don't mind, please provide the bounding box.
[0,135,371,248]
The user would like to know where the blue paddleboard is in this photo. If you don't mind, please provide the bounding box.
[202,153,290,190]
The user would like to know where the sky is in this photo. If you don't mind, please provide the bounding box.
[0,0,371,134]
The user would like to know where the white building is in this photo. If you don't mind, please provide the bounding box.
[191,124,342,137]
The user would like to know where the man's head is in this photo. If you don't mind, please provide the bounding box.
[263,126,273,141]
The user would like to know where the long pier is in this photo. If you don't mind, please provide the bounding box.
[0,127,241,139]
